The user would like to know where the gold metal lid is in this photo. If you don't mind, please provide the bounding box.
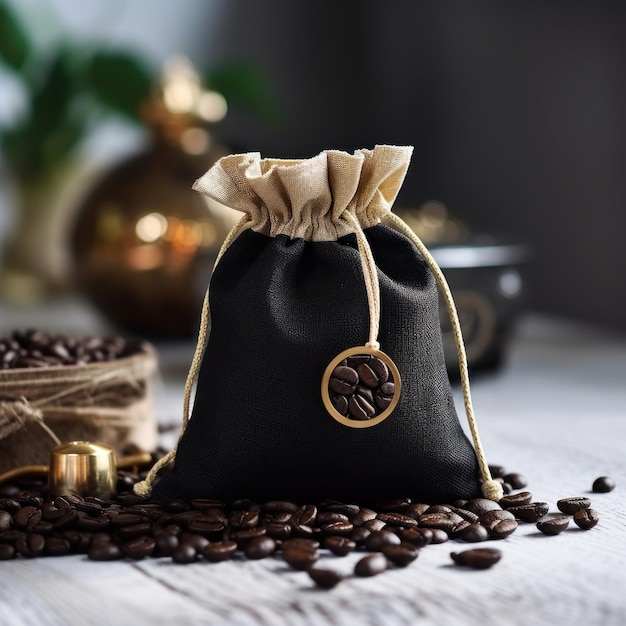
[48,441,116,499]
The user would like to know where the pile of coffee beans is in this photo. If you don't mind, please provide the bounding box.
[0,466,610,587]
[0,329,146,369]
[329,355,396,420]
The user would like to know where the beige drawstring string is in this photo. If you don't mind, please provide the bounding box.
[134,214,254,497]
[341,211,381,350]
[383,211,502,501]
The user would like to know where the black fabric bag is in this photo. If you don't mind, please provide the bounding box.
[137,146,501,505]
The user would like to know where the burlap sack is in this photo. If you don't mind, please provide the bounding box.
[0,344,158,475]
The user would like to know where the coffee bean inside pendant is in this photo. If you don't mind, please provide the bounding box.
[321,347,401,428]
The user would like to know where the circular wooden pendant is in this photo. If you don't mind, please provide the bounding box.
[321,346,401,428]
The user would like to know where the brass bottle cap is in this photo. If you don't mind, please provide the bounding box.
[48,441,116,499]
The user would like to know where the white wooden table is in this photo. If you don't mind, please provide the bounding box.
[1,300,625,626]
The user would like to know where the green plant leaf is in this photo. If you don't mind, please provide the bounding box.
[84,50,153,121]
[0,1,31,70]
[205,60,283,125]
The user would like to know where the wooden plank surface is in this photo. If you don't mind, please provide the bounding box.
[1,306,625,626]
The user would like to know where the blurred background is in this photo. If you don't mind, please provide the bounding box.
[1,0,625,364]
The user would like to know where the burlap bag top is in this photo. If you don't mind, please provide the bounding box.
[136,145,502,505]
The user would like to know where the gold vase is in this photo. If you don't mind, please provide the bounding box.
[70,57,235,338]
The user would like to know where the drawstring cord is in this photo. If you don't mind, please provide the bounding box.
[341,211,381,350]
[134,214,254,497]
[383,211,502,501]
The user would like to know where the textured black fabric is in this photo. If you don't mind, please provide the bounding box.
[152,223,481,504]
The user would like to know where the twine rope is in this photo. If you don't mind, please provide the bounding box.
[384,211,502,501]
[341,211,381,350]
[134,214,254,497]
[0,355,155,440]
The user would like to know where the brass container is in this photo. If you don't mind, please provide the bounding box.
[70,57,234,338]
[48,441,116,499]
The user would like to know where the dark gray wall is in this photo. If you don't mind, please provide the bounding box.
[201,0,626,332]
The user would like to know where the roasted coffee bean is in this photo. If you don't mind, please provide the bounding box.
[429,529,449,544]
[348,394,376,420]
[357,360,386,388]
[400,527,433,548]
[15,533,45,558]
[52,509,77,531]
[0,510,11,532]
[489,519,518,539]
[108,513,143,527]
[451,548,502,569]
[354,554,388,577]
[324,503,360,517]
[31,521,54,535]
[317,512,349,525]
[375,385,394,410]
[488,465,507,479]
[363,518,387,532]
[74,501,103,516]
[308,567,344,589]
[423,504,453,514]
[458,523,490,543]
[348,527,370,544]
[244,536,276,559]
[329,366,359,395]
[453,508,480,524]
[0,542,16,560]
[154,532,179,557]
[557,497,591,515]
[419,512,464,533]
[0,498,20,514]
[282,538,320,551]
[164,499,190,513]
[290,523,318,539]
[573,509,599,530]
[171,542,198,564]
[352,508,378,526]
[179,532,210,552]
[507,502,549,523]
[462,498,502,516]
[364,530,401,551]
[324,535,356,556]
[282,545,319,570]
[14,505,42,530]
[377,513,418,528]
[592,476,615,493]
[61,530,91,553]
[499,492,533,509]
[265,523,292,540]
[503,473,527,490]
[537,515,570,535]
[479,509,515,530]
[122,536,156,559]
[188,519,225,538]
[118,522,153,540]
[76,512,110,531]
[290,504,317,527]
[382,543,419,567]
[229,509,259,529]
[321,521,353,536]
[405,503,430,519]
[202,540,237,562]
[43,535,71,556]
[262,500,299,513]
[331,394,349,415]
